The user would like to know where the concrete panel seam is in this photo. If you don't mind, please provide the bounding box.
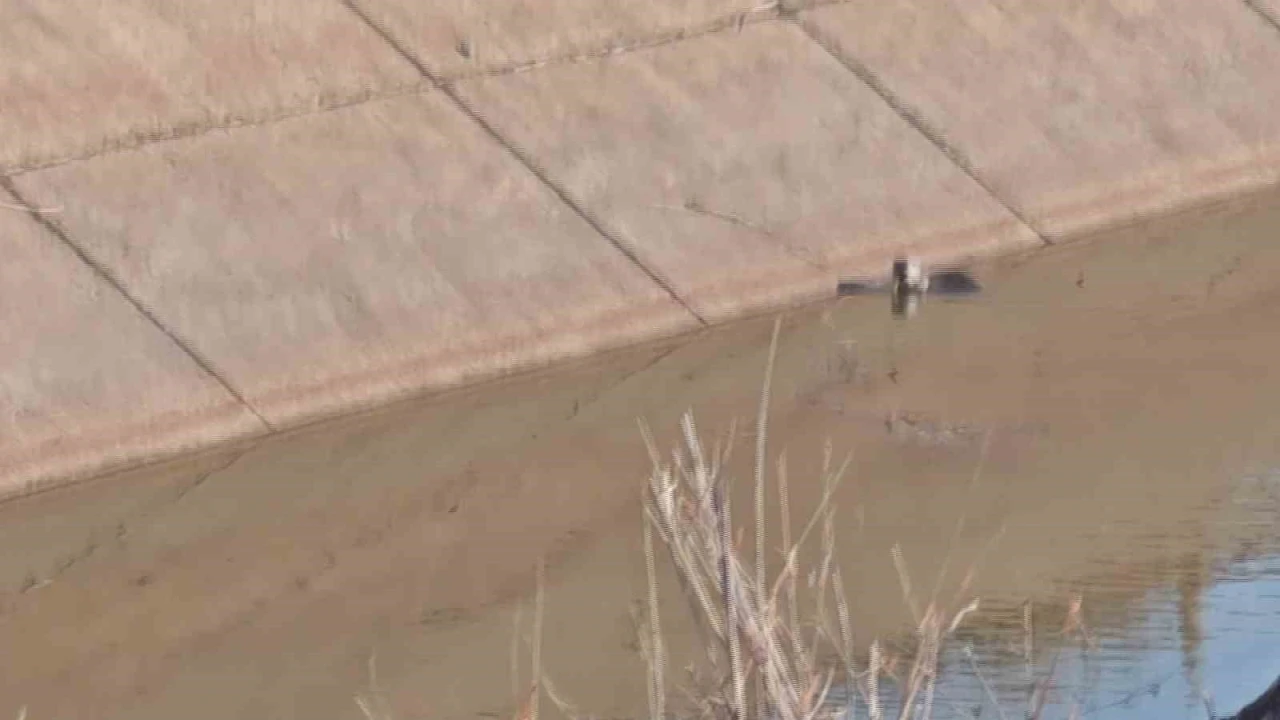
[1245,0,1280,34]
[0,177,276,433]
[778,0,850,13]
[1,12,778,179]
[792,15,1056,248]
[339,0,710,326]
[2,1,866,180]
[4,85,430,179]
[440,3,784,84]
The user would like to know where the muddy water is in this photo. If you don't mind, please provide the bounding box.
[342,190,1280,720]
[8,192,1280,720]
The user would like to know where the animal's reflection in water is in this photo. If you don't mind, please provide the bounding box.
[837,256,982,317]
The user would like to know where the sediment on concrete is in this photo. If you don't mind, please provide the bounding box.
[4,0,1280,498]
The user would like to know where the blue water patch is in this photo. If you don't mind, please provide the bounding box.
[816,472,1280,720]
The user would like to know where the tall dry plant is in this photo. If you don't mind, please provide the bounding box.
[637,316,983,720]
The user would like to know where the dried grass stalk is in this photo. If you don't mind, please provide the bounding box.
[637,315,980,720]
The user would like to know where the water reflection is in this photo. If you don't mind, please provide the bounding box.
[828,470,1280,720]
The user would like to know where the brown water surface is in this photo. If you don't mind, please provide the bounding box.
[4,191,1280,719]
[371,190,1280,719]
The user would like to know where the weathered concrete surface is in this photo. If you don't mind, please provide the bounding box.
[350,0,772,78]
[12,94,700,430]
[0,0,418,173]
[802,0,1280,239]
[4,0,1280,506]
[455,22,1039,322]
[0,200,264,498]
[1256,0,1280,23]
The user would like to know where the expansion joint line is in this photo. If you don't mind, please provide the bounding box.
[1245,0,1280,35]
[340,0,708,325]
[0,176,275,432]
[792,16,1055,247]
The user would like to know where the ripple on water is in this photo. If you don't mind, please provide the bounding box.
[813,471,1280,720]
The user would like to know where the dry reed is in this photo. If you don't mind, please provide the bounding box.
[637,316,984,720]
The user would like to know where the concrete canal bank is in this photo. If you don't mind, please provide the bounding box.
[5,2,1280,717]
[5,0,1280,494]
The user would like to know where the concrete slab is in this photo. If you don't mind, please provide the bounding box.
[0,203,264,498]
[13,93,700,431]
[1254,0,1280,22]
[455,22,1038,323]
[351,0,772,78]
[802,0,1280,239]
[0,0,419,174]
